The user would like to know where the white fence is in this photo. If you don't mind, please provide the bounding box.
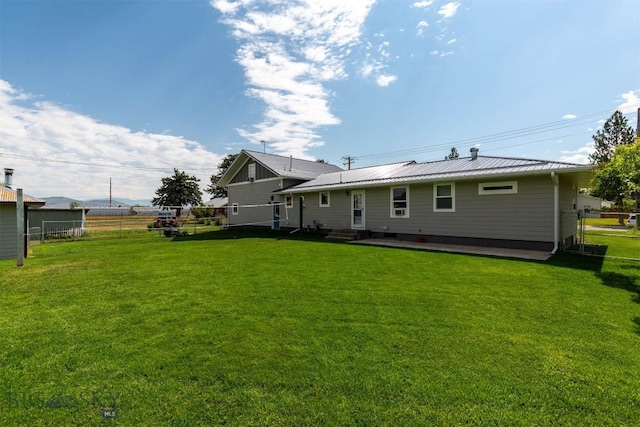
[29,220,85,241]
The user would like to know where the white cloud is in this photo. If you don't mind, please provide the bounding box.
[447,38,457,45]
[412,1,433,8]
[559,143,594,164]
[562,114,577,120]
[416,20,429,36]
[438,2,460,19]
[0,80,222,200]
[376,75,398,87]
[616,89,640,114]
[211,0,376,157]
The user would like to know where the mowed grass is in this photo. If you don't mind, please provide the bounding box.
[1,231,639,425]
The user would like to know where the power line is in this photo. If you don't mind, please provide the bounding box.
[349,104,640,162]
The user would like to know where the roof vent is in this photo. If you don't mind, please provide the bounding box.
[470,147,479,161]
[4,168,14,188]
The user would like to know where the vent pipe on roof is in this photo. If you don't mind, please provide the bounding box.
[470,147,479,160]
[289,155,293,171]
[4,168,14,188]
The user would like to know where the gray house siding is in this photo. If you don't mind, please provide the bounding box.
[230,160,277,184]
[302,190,351,230]
[228,180,279,227]
[228,179,306,229]
[300,175,563,249]
[29,209,85,224]
[0,205,17,260]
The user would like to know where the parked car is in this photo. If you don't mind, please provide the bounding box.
[627,213,637,227]
[153,214,178,228]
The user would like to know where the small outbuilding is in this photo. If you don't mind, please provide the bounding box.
[0,178,45,260]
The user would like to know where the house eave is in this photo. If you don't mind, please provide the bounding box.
[286,166,593,193]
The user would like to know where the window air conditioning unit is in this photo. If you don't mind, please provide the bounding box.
[394,208,405,216]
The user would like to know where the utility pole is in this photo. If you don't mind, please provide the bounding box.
[342,155,356,170]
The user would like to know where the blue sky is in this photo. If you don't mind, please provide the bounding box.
[0,0,638,201]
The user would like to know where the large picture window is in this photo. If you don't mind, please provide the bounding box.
[434,183,455,212]
[390,187,409,217]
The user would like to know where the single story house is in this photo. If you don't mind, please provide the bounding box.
[28,207,89,240]
[217,150,343,229]
[221,148,592,253]
[0,185,45,260]
[577,194,612,212]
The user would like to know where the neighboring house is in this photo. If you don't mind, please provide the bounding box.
[577,194,612,212]
[204,197,229,217]
[0,185,45,260]
[217,150,343,230]
[28,208,89,240]
[287,149,592,252]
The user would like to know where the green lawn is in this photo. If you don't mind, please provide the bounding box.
[1,231,639,425]
[583,226,640,259]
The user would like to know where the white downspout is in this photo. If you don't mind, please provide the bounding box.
[551,171,559,254]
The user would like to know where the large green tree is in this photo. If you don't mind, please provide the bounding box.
[207,153,238,198]
[152,169,203,217]
[589,110,635,165]
[589,111,636,217]
[591,138,640,220]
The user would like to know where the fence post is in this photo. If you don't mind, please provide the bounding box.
[16,189,24,267]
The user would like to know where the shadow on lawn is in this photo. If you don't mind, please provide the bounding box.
[542,253,606,272]
[171,228,329,243]
[596,271,640,305]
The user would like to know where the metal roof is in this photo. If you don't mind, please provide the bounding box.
[0,186,45,205]
[289,155,593,192]
[218,150,343,186]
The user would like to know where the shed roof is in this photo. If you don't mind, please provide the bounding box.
[0,186,45,205]
[288,155,593,192]
[218,150,343,186]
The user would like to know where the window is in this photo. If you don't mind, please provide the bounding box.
[247,163,256,181]
[434,183,455,212]
[390,187,409,217]
[319,191,330,207]
[285,195,293,208]
[478,181,517,195]
[231,203,239,215]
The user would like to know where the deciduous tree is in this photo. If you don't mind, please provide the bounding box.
[207,154,238,198]
[152,169,202,217]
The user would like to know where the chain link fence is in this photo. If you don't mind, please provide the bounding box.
[26,207,227,245]
[573,211,640,260]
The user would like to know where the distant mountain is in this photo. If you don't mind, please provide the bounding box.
[41,196,151,209]
[40,196,81,209]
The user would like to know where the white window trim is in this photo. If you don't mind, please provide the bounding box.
[247,163,256,181]
[231,203,239,215]
[285,195,293,209]
[478,181,518,195]
[390,186,410,218]
[433,183,455,212]
[319,191,330,208]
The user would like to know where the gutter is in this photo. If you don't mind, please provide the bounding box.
[551,171,559,254]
